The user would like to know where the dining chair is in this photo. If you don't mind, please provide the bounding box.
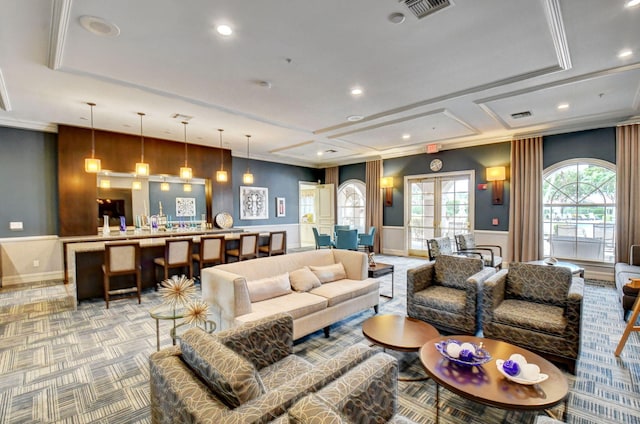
[357,227,376,252]
[102,241,141,309]
[312,227,334,249]
[226,232,259,262]
[335,229,359,250]
[154,238,194,283]
[258,231,287,257]
[193,234,225,276]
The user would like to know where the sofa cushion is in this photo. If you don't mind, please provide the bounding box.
[246,273,292,302]
[309,279,379,307]
[259,354,315,391]
[310,263,347,283]
[288,394,345,424]
[237,292,328,325]
[180,327,265,408]
[493,299,567,335]
[289,267,322,292]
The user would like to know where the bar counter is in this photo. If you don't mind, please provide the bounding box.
[61,228,254,303]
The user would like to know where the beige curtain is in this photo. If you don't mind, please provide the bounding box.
[508,136,543,262]
[325,167,339,224]
[616,123,640,263]
[365,160,383,253]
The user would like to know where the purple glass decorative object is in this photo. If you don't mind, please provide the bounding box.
[459,349,475,362]
[502,360,520,376]
[119,216,126,232]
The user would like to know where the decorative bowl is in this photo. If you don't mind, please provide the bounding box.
[496,359,549,385]
[434,339,492,366]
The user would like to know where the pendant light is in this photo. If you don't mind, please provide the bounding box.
[216,129,228,182]
[84,102,101,173]
[242,134,254,185]
[135,112,150,177]
[160,177,170,191]
[179,121,193,180]
[132,180,142,190]
[183,183,192,192]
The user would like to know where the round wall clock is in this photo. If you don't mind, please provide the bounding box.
[430,159,443,172]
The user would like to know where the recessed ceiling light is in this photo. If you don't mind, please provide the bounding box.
[317,151,324,156]
[388,12,406,24]
[618,49,633,58]
[557,103,570,110]
[402,134,411,140]
[625,0,640,8]
[346,115,364,122]
[217,25,233,36]
[350,87,363,96]
[79,16,120,37]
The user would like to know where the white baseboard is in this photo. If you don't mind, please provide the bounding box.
[2,271,64,286]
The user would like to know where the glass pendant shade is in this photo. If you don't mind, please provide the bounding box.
[216,170,228,182]
[84,102,101,173]
[132,180,142,190]
[179,121,192,180]
[216,128,227,182]
[160,182,170,191]
[180,166,193,180]
[135,162,150,176]
[183,183,192,192]
[243,172,254,185]
[100,179,111,189]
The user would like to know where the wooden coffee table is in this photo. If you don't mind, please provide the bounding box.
[420,335,569,423]
[363,314,439,381]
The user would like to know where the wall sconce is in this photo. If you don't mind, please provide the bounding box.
[380,176,394,206]
[486,166,506,205]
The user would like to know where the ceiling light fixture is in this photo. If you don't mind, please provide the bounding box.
[388,12,406,24]
[243,134,254,185]
[557,103,570,110]
[402,134,411,140]
[217,24,233,36]
[625,0,640,8]
[183,183,192,192]
[347,115,364,122]
[618,49,633,58]
[79,16,121,37]
[132,180,142,190]
[135,112,149,177]
[84,102,101,173]
[161,178,170,191]
[350,87,363,96]
[100,179,111,189]
[216,129,228,182]
[180,121,193,180]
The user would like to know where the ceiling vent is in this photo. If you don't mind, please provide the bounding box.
[402,0,451,19]
[171,113,193,121]
[510,111,532,119]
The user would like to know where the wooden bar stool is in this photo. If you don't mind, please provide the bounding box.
[102,241,141,309]
[193,234,226,275]
[154,238,194,283]
[258,231,287,257]
[226,232,259,262]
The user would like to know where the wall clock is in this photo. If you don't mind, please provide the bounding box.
[430,159,443,172]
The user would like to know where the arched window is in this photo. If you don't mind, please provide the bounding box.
[337,180,366,233]
[543,159,616,263]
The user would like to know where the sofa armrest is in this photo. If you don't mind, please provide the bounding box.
[565,277,584,324]
[216,313,294,370]
[201,267,252,330]
[407,262,435,295]
[332,249,367,280]
[481,269,508,323]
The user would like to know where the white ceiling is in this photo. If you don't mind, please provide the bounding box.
[0,0,638,168]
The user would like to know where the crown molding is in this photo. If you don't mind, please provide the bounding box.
[0,68,11,111]
[48,0,72,70]
[0,117,58,133]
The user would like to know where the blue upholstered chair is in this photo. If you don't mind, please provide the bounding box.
[357,227,376,252]
[335,229,358,250]
[312,227,334,249]
[333,225,350,240]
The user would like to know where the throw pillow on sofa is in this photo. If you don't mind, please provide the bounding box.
[309,263,347,283]
[289,267,322,292]
[246,273,292,302]
[180,327,265,408]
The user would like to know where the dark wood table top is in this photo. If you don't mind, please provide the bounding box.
[362,314,439,352]
[419,335,569,411]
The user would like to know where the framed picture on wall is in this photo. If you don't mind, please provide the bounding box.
[240,186,268,220]
[276,197,286,217]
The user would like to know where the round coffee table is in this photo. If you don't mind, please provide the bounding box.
[420,335,569,423]
[362,314,439,381]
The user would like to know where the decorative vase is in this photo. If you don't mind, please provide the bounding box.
[119,216,126,233]
[102,215,110,236]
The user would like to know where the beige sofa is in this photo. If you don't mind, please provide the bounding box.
[201,249,379,340]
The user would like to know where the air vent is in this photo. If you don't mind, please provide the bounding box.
[171,113,193,121]
[511,111,532,119]
[325,149,338,153]
[402,0,451,19]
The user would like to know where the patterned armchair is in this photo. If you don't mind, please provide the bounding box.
[455,232,503,269]
[407,255,496,335]
[481,262,583,374]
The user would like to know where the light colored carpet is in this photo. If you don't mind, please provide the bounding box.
[0,255,639,423]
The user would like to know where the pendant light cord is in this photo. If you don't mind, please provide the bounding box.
[138,112,145,162]
[245,134,251,172]
[182,121,188,167]
[218,129,224,171]
[88,102,96,158]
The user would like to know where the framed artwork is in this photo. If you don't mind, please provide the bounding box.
[176,197,196,217]
[276,197,286,217]
[240,186,268,220]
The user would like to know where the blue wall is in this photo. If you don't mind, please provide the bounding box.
[543,127,616,167]
[232,158,323,226]
[0,127,58,238]
[339,163,366,184]
[149,181,207,221]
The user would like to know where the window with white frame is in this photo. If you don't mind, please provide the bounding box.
[542,159,616,263]
[337,180,366,233]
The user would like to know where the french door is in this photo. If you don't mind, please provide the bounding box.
[406,171,474,257]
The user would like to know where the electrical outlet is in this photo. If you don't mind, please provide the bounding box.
[33,259,40,268]
[492,218,499,226]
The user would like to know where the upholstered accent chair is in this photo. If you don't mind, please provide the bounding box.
[407,254,496,335]
[454,232,503,269]
[482,262,584,374]
[312,227,334,249]
[335,229,359,250]
[426,237,456,260]
[357,227,376,252]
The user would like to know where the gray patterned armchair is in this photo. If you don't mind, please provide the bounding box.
[482,262,584,374]
[149,313,378,424]
[407,254,496,335]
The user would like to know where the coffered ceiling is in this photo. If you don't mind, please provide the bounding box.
[0,0,638,168]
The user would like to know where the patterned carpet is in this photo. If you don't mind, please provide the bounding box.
[0,255,639,423]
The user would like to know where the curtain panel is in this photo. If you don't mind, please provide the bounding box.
[324,166,339,224]
[616,123,640,263]
[508,136,543,262]
[365,160,383,253]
